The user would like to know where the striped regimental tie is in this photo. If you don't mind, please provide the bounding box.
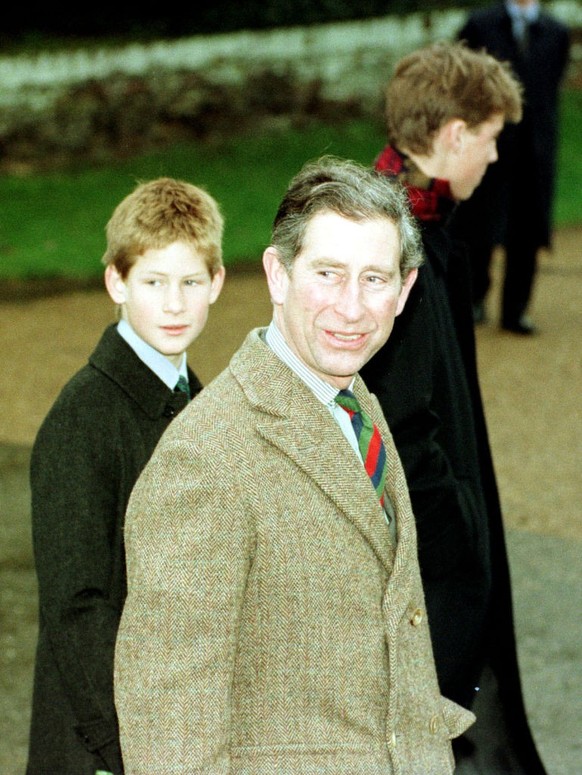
[334,389,388,506]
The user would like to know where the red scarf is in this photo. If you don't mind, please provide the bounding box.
[375,145,455,223]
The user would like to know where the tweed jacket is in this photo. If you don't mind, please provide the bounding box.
[114,327,474,775]
[27,323,200,775]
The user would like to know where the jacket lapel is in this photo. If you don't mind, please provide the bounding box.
[230,330,395,573]
[356,378,417,583]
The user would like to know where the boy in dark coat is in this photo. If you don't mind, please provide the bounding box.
[361,42,548,774]
[26,177,225,775]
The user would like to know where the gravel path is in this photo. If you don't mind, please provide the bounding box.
[1,227,581,772]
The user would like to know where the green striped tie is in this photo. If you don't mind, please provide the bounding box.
[174,375,191,400]
[335,389,388,505]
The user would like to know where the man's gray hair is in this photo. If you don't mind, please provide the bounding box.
[270,155,423,279]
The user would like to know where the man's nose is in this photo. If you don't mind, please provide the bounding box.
[335,280,365,320]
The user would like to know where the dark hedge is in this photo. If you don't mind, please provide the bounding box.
[1,2,485,46]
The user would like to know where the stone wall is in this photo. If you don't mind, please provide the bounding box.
[1,4,581,173]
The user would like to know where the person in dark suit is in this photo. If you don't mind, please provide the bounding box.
[114,156,475,774]
[451,0,570,334]
[361,42,549,772]
[26,177,225,775]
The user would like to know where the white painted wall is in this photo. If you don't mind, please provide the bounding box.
[1,3,580,113]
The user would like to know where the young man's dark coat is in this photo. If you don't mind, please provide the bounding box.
[26,323,201,775]
[361,217,548,773]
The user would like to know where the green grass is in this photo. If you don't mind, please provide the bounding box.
[0,119,386,280]
[1,89,580,280]
[555,89,582,227]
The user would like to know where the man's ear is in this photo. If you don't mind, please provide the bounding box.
[104,264,127,305]
[209,266,226,304]
[396,268,418,316]
[262,246,289,306]
[442,118,468,154]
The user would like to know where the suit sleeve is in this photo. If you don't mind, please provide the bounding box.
[31,392,125,771]
[115,433,254,773]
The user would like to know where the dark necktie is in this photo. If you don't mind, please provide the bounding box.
[335,389,388,506]
[513,11,530,55]
[174,375,191,400]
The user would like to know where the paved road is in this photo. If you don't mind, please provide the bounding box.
[2,442,581,774]
[1,228,581,773]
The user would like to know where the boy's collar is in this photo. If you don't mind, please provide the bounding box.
[117,319,187,390]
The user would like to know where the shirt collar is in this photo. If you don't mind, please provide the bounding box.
[265,320,354,405]
[506,1,540,23]
[117,319,187,390]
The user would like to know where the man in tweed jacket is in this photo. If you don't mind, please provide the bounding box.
[114,156,475,774]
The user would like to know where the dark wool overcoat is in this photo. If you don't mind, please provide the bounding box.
[361,219,548,774]
[26,323,200,775]
[453,2,570,249]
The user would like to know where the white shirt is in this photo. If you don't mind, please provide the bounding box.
[506,0,540,42]
[264,320,362,459]
[264,320,395,529]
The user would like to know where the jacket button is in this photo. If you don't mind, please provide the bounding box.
[410,607,423,626]
[429,714,440,735]
[387,731,396,748]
